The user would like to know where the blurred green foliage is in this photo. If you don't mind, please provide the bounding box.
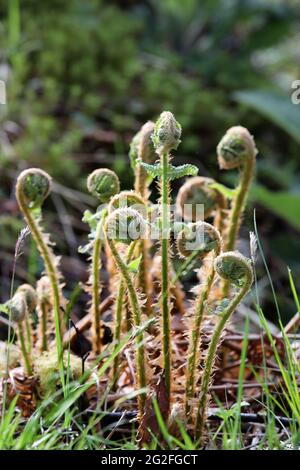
[0,0,299,181]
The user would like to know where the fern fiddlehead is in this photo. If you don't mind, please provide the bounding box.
[195,251,253,443]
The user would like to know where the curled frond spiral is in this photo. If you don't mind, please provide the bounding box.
[214,251,253,288]
[176,176,226,221]
[7,292,27,323]
[87,168,120,203]
[217,126,257,170]
[17,168,51,210]
[177,221,221,259]
[105,208,147,246]
[16,284,37,314]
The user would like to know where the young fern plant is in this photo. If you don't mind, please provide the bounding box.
[217,127,257,296]
[176,222,221,420]
[104,208,148,418]
[152,112,180,409]
[129,122,156,316]
[6,292,32,376]
[107,190,147,381]
[175,176,226,281]
[139,111,198,410]
[16,168,65,387]
[195,251,253,444]
[129,121,156,199]
[85,168,120,356]
[16,284,37,356]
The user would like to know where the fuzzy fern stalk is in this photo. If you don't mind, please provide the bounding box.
[195,251,253,444]
[112,240,137,384]
[107,190,146,380]
[108,192,147,331]
[217,127,257,296]
[7,292,32,376]
[86,168,120,356]
[177,222,221,420]
[104,208,148,417]
[151,111,182,408]
[16,168,65,386]
[36,276,52,352]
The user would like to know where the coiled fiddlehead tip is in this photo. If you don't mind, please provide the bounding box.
[108,190,147,217]
[177,221,221,259]
[105,208,147,245]
[176,176,225,221]
[214,251,253,288]
[152,111,182,154]
[16,284,37,313]
[16,168,52,209]
[87,168,120,204]
[7,292,27,323]
[217,126,257,170]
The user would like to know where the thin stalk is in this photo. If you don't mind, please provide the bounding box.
[106,237,146,417]
[112,240,137,383]
[222,160,254,296]
[134,168,153,316]
[40,303,48,351]
[25,316,32,355]
[161,151,171,406]
[173,250,201,284]
[185,261,216,419]
[90,210,106,356]
[195,281,251,444]
[225,161,254,253]
[18,323,32,376]
[16,196,65,391]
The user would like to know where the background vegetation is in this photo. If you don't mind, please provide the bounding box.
[0,0,300,326]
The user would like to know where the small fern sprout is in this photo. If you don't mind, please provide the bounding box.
[86,168,120,356]
[195,251,253,443]
[16,284,37,356]
[176,176,226,232]
[152,111,181,154]
[179,222,221,420]
[129,122,156,316]
[129,121,156,198]
[16,168,65,387]
[109,190,153,316]
[16,284,37,314]
[217,127,257,294]
[7,292,32,376]
[104,208,148,417]
[87,168,120,204]
[108,192,149,381]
